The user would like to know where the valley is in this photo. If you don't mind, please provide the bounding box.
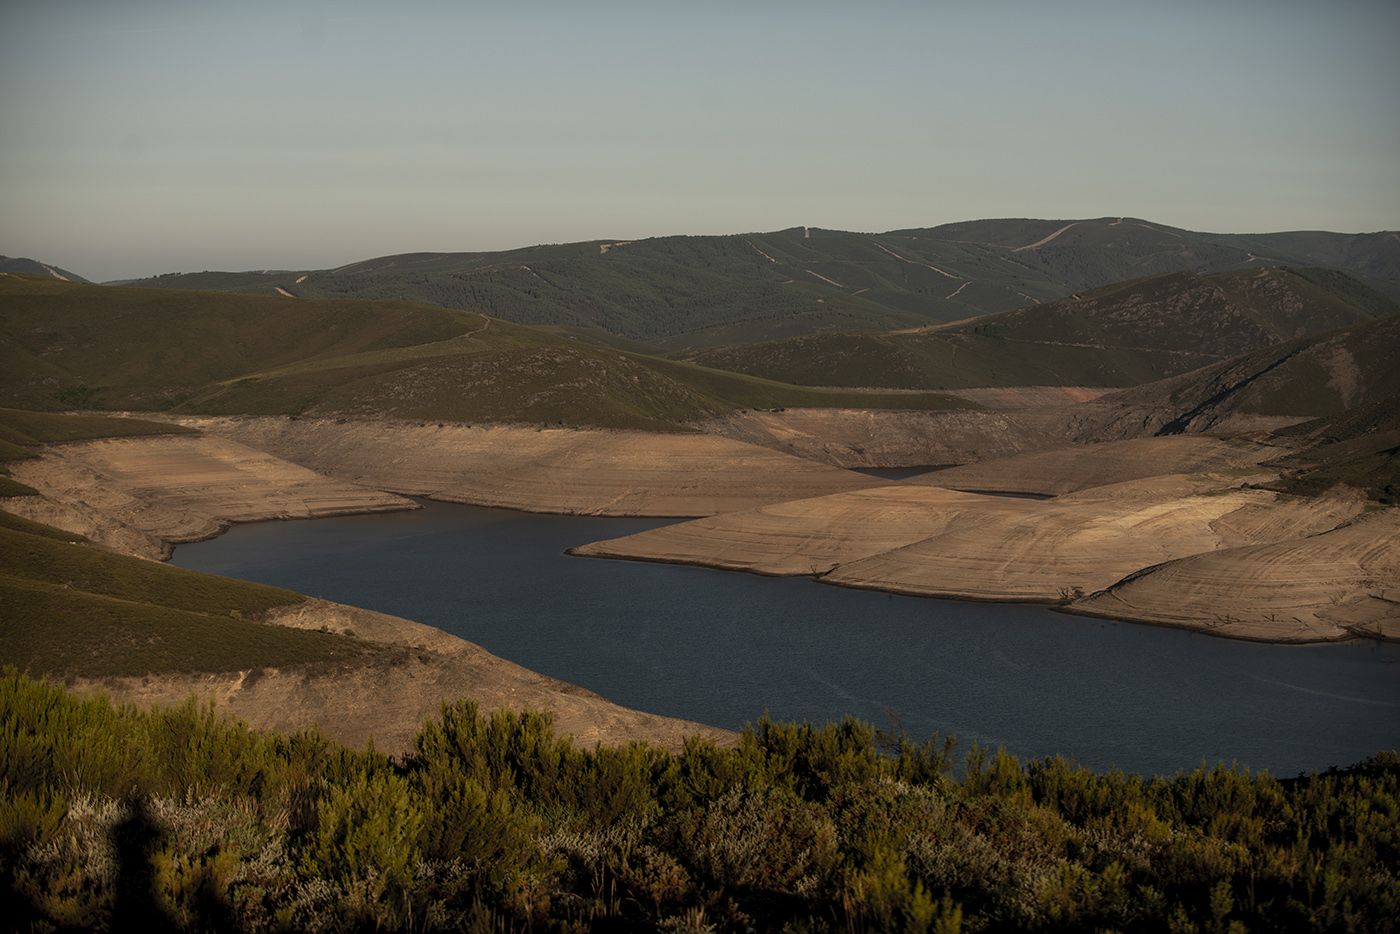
[7,5,1398,926]
[3,239,1398,765]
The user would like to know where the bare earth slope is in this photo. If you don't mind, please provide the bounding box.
[570,485,1018,575]
[6,433,412,559]
[825,474,1365,603]
[919,436,1283,496]
[573,467,1383,642]
[176,415,884,516]
[697,406,1089,468]
[74,599,731,754]
[1071,509,1400,642]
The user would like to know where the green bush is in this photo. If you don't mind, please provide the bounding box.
[2,671,1397,931]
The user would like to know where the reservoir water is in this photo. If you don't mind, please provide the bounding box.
[172,500,1400,776]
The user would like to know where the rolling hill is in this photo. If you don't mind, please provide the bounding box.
[0,256,87,283]
[1097,313,1400,430]
[108,218,1400,349]
[0,276,970,429]
[1080,314,1400,499]
[688,267,1397,389]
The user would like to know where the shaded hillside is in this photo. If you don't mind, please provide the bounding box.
[0,509,393,677]
[0,277,969,430]
[0,257,87,283]
[1100,314,1400,434]
[1266,401,1400,503]
[690,267,1395,389]
[110,218,1400,349]
[907,219,1400,299]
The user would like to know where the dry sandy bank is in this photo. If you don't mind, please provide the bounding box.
[1070,509,1400,643]
[67,599,732,754]
[172,415,883,515]
[570,484,1022,575]
[917,436,1284,496]
[825,473,1365,603]
[573,465,1386,642]
[697,407,1091,468]
[5,433,413,559]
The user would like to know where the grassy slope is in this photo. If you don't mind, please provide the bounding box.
[0,277,471,411]
[690,267,1396,390]
[112,218,1400,348]
[0,510,389,678]
[0,276,972,429]
[0,258,87,283]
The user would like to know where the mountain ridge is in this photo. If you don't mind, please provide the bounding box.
[97,218,1400,349]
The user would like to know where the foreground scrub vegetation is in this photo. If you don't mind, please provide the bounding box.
[2,672,1396,932]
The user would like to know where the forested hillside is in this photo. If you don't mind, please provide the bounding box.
[110,219,1400,349]
[690,267,1396,390]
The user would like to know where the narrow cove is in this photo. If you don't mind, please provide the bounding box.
[171,499,1400,776]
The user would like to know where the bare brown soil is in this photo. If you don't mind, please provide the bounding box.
[573,461,1389,642]
[919,436,1283,496]
[173,415,884,515]
[698,407,1088,468]
[5,434,413,558]
[571,484,1014,576]
[826,473,1366,605]
[68,600,732,753]
[1070,509,1400,643]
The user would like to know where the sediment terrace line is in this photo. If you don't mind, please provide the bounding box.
[945,281,971,301]
[174,415,887,518]
[5,434,413,559]
[1071,509,1400,643]
[917,436,1280,497]
[570,463,1379,643]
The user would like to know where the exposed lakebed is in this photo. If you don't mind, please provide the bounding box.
[172,500,1400,775]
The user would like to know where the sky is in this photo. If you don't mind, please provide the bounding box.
[1,0,1397,281]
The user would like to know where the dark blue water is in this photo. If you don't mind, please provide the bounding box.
[172,501,1400,776]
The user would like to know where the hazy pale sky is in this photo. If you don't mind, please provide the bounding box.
[2,0,1397,281]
